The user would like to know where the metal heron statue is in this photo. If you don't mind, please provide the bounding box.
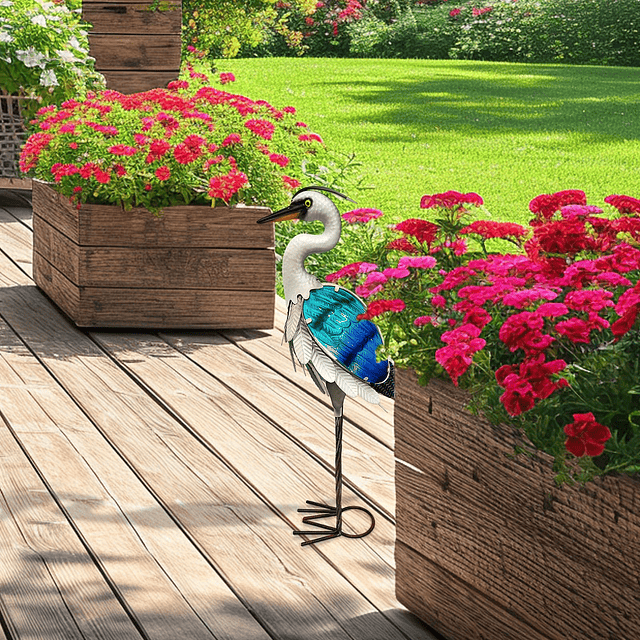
[257,186,394,546]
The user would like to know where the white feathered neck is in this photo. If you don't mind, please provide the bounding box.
[282,192,342,306]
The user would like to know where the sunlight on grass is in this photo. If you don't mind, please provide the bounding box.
[219,58,640,223]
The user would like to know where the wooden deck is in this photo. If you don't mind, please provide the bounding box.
[0,190,440,640]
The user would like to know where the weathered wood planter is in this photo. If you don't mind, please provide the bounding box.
[32,181,276,329]
[394,368,640,640]
[82,0,182,93]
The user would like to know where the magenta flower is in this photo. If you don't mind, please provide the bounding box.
[383,267,411,279]
[342,208,383,224]
[398,255,437,269]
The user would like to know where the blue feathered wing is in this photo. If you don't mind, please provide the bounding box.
[302,284,394,398]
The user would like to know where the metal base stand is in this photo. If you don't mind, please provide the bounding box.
[293,384,376,546]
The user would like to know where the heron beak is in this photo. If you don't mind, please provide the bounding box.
[257,201,306,224]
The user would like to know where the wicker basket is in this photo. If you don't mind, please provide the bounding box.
[0,90,33,189]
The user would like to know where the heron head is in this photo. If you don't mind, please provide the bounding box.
[256,186,355,225]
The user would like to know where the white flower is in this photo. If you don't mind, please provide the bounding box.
[68,35,81,50]
[16,47,46,68]
[0,29,11,43]
[0,1,13,6]
[56,49,76,63]
[31,14,47,27]
[40,68,58,87]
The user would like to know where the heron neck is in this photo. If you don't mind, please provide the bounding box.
[282,215,341,305]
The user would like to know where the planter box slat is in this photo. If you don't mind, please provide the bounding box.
[395,368,640,640]
[31,183,273,248]
[395,541,550,640]
[32,182,276,329]
[98,71,181,94]
[83,2,181,34]
[33,215,275,290]
[87,35,181,71]
[33,252,275,329]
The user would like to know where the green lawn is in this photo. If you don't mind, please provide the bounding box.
[218,57,640,223]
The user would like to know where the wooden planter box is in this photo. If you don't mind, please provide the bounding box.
[394,368,640,640]
[32,181,276,329]
[83,0,182,93]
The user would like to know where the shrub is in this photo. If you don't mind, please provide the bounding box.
[0,0,104,120]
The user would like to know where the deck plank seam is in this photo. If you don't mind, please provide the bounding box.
[220,330,395,450]
[154,331,395,524]
[0,413,151,640]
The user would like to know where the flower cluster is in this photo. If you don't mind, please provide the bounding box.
[0,0,104,120]
[20,63,327,213]
[327,189,640,484]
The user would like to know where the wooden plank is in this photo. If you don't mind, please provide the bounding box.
[100,71,180,94]
[223,328,395,448]
[32,181,273,249]
[0,206,33,277]
[34,214,275,290]
[395,542,550,640]
[88,34,181,70]
[89,332,435,640]
[0,420,142,639]
[0,318,272,640]
[0,177,31,190]
[0,280,431,640]
[83,2,181,35]
[161,331,396,520]
[33,252,275,329]
[394,368,640,640]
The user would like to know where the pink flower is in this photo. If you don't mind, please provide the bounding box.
[342,208,383,224]
[383,267,411,279]
[282,175,301,190]
[449,8,461,16]
[420,190,483,209]
[564,413,611,457]
[555,317,591,343]
[326,262,378,282]
[222,134,242,147]
[564,289,614,313]
[207,168,248,202]
[502,288,557,309]
[414,315,437,327]
[355,271,388,298]
[536,302,569,317]
[431,295,446,308]
[219,72,236,85]
[398,255,437,269]
[605,194,640,215]
[460,220,527,240]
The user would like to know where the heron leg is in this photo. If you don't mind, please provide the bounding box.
[293,383,375,546]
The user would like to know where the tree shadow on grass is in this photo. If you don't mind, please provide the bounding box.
[319,62,640,141]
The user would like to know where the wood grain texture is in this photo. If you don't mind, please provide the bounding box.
[82,2,181,34]
[87,35,181,71]
[0,206,33,277]
[0,423,142,639]
[0,317,273,640]
[32,182,274,248]
[99,71,179,93]
[31,182,276,329]
[34,214,275,290]
[394,368,640,640]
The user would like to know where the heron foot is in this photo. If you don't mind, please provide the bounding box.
[292,500,375,546]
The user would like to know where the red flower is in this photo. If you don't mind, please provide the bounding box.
[420,190,483,209]
[282,175,301,190]
[533,219,594,254]
[358,298,405,321]
[207,168,248,202]
[605,194,640,215]
[460,220,527,240]
[155,166,171,181]
[173,143,201,164]
[529,189,586,222]
[564,413,611,457]
[244,118,275,140]
[219,72,236,85]
[268,153,290,168]
[394,218,439,244]
[386,237,420,254]
[449,8,461,16]
[108,144,137,156]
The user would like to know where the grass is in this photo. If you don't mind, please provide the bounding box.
[217,57,640,224]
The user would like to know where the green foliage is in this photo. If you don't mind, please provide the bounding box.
[183,0,315,59]
[0,0,105,120]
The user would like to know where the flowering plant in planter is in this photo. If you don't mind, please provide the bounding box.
[327,189,640,484]
[20,64,325,213]
[0,0,104,121]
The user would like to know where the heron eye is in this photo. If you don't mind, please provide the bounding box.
[304,198,312,209]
